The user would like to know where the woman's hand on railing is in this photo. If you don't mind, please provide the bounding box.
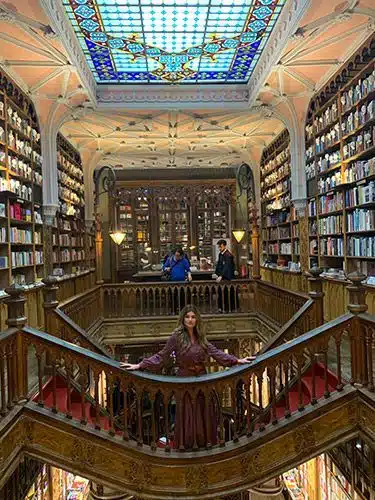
[120,362,141,370]
[237,356,256,364]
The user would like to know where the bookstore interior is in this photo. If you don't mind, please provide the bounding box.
[0,3,373,295]
[0,0,375,499]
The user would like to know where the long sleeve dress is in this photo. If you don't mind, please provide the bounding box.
[139,330,238,449]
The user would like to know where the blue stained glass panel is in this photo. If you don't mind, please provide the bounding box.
[63,0,285,83]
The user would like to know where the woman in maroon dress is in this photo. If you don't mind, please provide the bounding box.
[121,305,254,450]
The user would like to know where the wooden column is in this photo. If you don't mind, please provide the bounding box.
[42,276,59,335]
[249,202,260,280]
[4,284,27,402]
[306,266,324,327]
[347,271,368,386]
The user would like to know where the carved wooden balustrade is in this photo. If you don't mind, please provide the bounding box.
[102,280,254,318]
[254,280,310,328]
[0,311,373,451]
[0,275,374,500]
[35,270,344,369]
[43,277,108,356]
[1,273,374,453]
[58,285,103,331]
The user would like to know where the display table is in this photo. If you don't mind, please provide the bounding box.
[132,270,215,282]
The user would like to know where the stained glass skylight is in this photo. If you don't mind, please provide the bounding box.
[63,0,286,84]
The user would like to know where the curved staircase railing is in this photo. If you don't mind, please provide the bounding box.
[1,307,371,451]
[0,276,374,498]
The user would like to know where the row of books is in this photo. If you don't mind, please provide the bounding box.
[11,250,43,267]
[345,181,375,207]
[319,237,344,256]
[319,192,344,214]
[10,228,33,244]
[347,236,375,257]
[346,209,375,232]
[318,215,343,235]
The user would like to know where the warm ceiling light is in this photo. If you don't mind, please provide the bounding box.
[232,229,245,243]
[110,230,125,245]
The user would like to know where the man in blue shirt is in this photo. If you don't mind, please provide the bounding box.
[164,248,192,282]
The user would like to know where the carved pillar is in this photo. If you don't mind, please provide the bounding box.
[249,202,260,280]
[85,220,94,269]
[42,276,59,335]
[298,212,309,274]
[5,284,28,402]
[306,266,324,327]
[43,207,56,277]
[88,482,131,499]
[290,118,307,217]
[40,126,59,276]
[347,271,368,387]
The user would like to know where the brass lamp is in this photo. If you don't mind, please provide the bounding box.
[232,229,246,243]
[109,230,125,245]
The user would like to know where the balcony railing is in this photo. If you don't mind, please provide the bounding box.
[0,305,373,453]
[0,273,373,451]
[55,278,314,334]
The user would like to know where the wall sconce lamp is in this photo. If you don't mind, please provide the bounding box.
[94,165,125,245]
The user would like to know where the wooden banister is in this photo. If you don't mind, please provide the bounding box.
[9,311,360,452]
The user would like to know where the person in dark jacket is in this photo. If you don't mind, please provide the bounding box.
[214,239,235,312]
[215,239,235,281]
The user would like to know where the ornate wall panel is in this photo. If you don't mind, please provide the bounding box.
[1,391,372,499]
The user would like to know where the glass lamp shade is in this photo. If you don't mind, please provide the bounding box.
[232,229,245,243]
[109,230,126,245]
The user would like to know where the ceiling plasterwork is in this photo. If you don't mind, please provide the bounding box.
[60,107,282,169]
[96,84,250,108]
[0,0,372,177]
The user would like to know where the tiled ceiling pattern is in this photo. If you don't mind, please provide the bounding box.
[62,0,285,84]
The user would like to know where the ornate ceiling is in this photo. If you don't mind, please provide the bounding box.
[62,0,285,84]
[0,0,373,176]
[60,107,281,168]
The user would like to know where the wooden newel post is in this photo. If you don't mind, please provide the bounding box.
[42,276,59,335]
[249,202,261,280]
[306,266,324,327]
[346,271,368,387]
[5,285,27,328]
[347,271,368,314]
[5,284,28,402]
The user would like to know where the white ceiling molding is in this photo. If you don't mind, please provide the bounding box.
[40,0,97,105]
[96,85,250,109]
[247,0,312,106]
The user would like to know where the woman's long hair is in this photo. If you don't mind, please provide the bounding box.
[175,304,208,350]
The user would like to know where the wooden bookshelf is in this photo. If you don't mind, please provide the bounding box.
[55,133,87,275]
[260,129,301,271]
[0,70,44,288]
[116,183,234,278]
[305,39,375,277]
